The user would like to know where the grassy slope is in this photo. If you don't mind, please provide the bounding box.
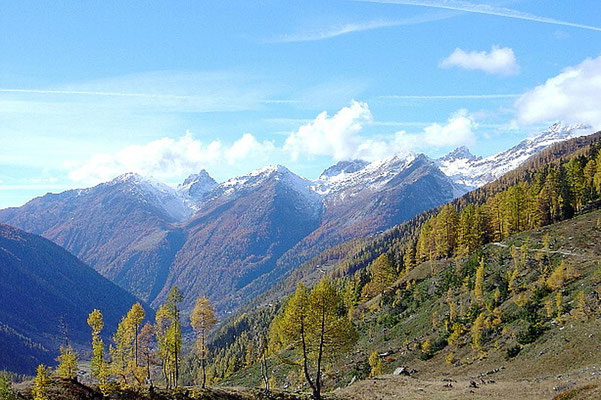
[222,209,601,399]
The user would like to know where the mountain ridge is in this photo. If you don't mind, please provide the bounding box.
[0,123,593,314]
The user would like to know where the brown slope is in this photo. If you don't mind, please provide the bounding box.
[0,176,186,303]
[152,177,322,313]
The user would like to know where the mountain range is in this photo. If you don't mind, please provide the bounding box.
[0,122,591,314]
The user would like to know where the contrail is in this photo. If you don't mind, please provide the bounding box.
[0,88,190,99]
[270,11,455,42]
[0,88,291,104]
[379,94,520,99]
[357,0,601,32]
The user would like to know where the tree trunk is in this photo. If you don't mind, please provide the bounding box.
[261,353,269,391]
[300,319,317,396]
[201,327,207,389]
[174,336,179,387]
[134,326,138,367]
[314,300,326,400]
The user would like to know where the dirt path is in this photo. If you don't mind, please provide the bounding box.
[331,375,601,400]
[490,242,585,258]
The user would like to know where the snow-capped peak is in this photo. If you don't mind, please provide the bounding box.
[208,164,321,211]
[178,169,217,201]
[313,153,423,199]
[319,160,369,180]
[438,146,480,163]
[106,172,192,222]
[110,172,145,185]
[438,122,592,189]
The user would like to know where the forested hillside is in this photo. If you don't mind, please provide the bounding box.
[192,131,601,393]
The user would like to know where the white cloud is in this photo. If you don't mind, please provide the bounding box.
[283,101,373,160]
[226,133,276,164]
[440,46,519,75]
[68,131,276,185]
[283,102,476,161]
[384,110,477,155]
[68,102,478,185]
[515,55,601,129]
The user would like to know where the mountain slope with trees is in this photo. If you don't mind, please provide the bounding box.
[195,130,601,393]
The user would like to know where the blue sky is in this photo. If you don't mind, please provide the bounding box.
[1,0,601,208]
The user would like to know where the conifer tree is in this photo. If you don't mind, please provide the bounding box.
[128,303,146,368]
[190,296,218,389]
[434,204,458,257]
[471,312,485,354]
[368,351,383,377]
[473,258,485,304]
[0,372,17,400]
[87,309,108,392]
[138,322,156,387]
[56,345,79,381]
[361,254,397,299]
[594,150,601,194]
[403,244,416,274]
[32,365,49,400]
[270,280,357,400]
[155,287,183,389]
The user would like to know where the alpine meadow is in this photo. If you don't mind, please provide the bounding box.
[2,1,601,399]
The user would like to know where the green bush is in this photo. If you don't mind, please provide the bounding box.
[505,344,522,359]
[517,324,547,344]
[0,373,17,400]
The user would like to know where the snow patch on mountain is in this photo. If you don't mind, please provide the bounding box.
[108,172,192,221]
[177,170,217,201]
[206,165,323,217]
[314,154,421,200]
[438,122,591,189]
[319,160,369,179]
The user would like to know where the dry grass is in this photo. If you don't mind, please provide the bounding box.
[332,375,601,400]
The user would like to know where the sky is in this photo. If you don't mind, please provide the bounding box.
[1,0,601,208]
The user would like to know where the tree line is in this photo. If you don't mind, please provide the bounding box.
[28,287,218,399]
[413,148,601,263]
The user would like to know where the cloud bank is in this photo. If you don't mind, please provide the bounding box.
[515,54,601,129]
[440,45,519,75]
[69,101,478,184]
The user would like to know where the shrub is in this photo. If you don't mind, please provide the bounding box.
[0,373,18,400]
[506,344,522,359]
[516,324,546,345]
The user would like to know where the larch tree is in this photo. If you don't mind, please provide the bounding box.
[270,280,357,400]
[190,296,218,389]
[256,331,270,391]
[32,365,49,400]
[56,345,79,381]
[127,303,146,368]
[403,243,416,274]
[110,310,144,388]
[155,286,183,389]
[0,372,17,400]
[360,253,396,300]
[87,309,108,392]
[138,322,156,388]
[473,258,485,305]
[155,305,173,388]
